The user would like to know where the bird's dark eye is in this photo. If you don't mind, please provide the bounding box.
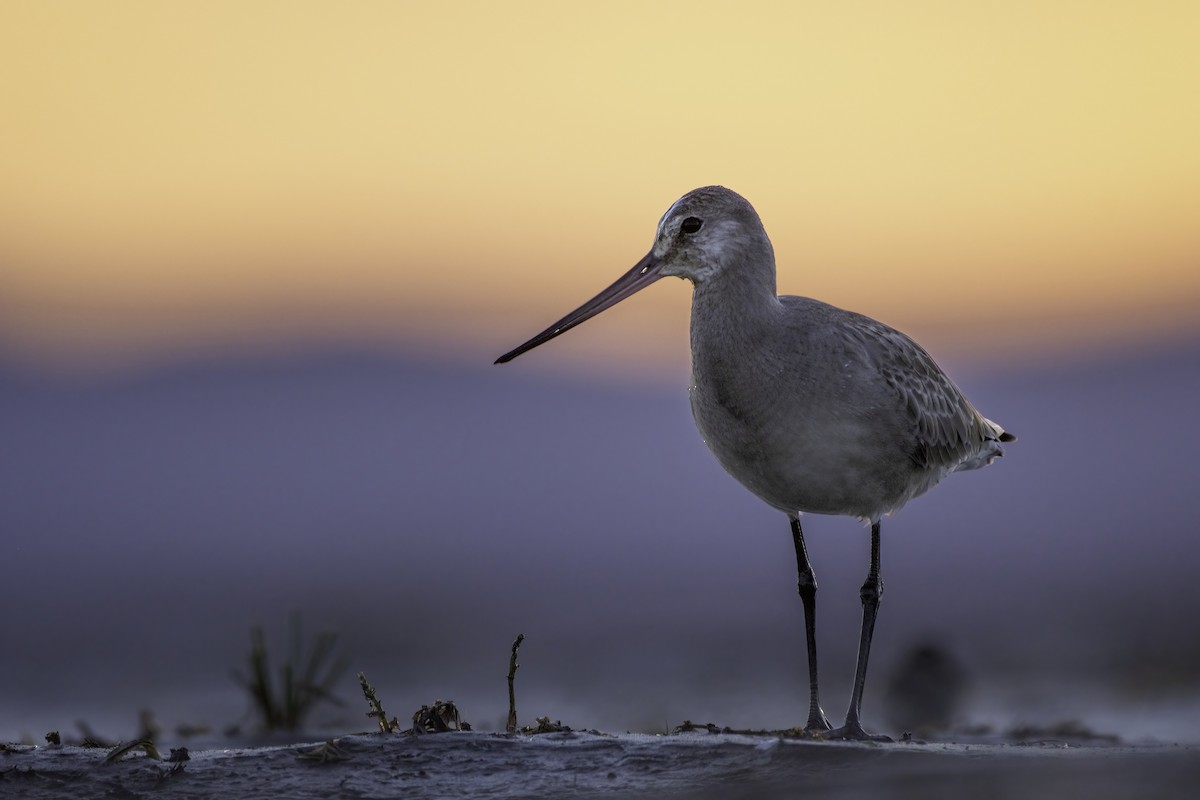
[680,217,703,234]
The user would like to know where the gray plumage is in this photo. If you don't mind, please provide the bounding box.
[497,185,1015,739]
[673,186,1012,522]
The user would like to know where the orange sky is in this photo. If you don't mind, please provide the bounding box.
[2,1,1198,379]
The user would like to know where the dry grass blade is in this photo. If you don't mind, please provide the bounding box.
[104,738,161,764]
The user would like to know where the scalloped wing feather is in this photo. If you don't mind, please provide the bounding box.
[846,314,1011,474]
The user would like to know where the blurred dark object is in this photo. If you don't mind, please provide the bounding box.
[883,642,967,734]
[1007,719,1120,744]
[231,614,350,732]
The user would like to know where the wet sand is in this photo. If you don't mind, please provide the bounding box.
[4,731,1198,799]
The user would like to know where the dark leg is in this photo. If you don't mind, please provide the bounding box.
[790,515,831,732]
[827,521,892,741]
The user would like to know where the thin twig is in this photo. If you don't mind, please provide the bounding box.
[506,633,525,733]
[358,672,398,732]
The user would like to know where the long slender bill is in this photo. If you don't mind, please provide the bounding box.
[495,251,664,364]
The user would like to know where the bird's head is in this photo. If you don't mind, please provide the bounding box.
[651,185,770,285]
[495,185,771,364]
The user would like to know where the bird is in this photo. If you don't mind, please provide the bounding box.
[495,186,1015,740]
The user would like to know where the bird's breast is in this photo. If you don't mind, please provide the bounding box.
[688,344,924,520]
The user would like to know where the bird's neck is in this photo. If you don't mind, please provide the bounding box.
[688,251,782,378]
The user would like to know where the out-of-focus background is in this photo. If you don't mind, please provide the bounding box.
[2,1,1198,744]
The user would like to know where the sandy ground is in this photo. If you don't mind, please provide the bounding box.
[3,730,1198,800]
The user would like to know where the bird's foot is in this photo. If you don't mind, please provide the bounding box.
[823,721,892,742]
[804,709,832,734]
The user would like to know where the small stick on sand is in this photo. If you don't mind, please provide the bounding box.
[358,671,398,733]
[506,633,525,733]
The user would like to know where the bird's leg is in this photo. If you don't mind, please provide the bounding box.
[790,515,831,732]
[827,521,892,742]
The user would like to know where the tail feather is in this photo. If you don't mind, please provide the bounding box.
[983,416,1015,443]
[951,415,1015,473]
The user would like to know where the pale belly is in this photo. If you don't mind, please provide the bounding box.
[689,382,936,520]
